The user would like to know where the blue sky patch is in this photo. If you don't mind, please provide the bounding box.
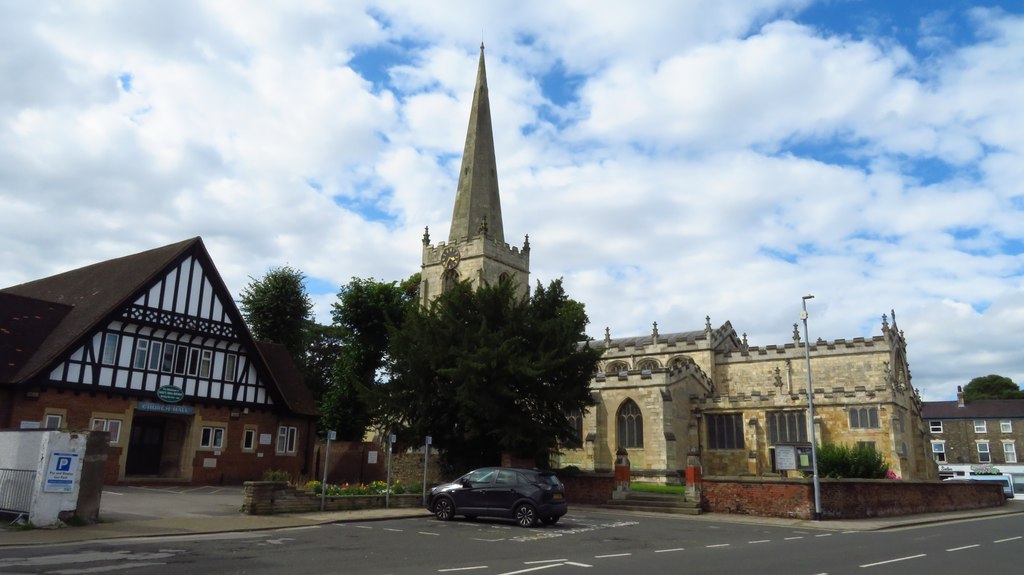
[118,72,133,92]
[350,39,423,92]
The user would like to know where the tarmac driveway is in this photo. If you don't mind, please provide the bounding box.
[98,485,245,522]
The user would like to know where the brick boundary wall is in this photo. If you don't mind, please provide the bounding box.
[702,476,1007,520]
[560,474,615,505]
[242,481,424,515]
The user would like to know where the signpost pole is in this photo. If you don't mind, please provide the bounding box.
[422,436,431,507]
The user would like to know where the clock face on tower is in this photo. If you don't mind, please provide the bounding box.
[441,247,461,270]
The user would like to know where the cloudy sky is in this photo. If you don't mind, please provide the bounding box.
[2,1,1022,401]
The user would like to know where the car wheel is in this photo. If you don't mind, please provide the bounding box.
[433,497,455,521]
[514,503,537,527]
[540,515,559,525]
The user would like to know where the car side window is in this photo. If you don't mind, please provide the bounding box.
[465,469,496,484]
[496,470,517,485]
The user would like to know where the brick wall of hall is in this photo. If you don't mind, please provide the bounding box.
[7,388,312,484]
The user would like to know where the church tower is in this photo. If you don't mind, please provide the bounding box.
[420,44,530,305]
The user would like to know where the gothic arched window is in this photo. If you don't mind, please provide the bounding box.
[565,409,583,448]
[606,361,628,374]
[637,359,659,371]
[617,399,644,449]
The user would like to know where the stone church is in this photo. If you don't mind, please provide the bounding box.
[425,45,937,482]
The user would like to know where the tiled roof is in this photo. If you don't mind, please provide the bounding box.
[0,292,72,381]
[1,238,197,383]
[256,342,319,416]
[921,399,1024,419]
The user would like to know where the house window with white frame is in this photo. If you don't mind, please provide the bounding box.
[1000,420,1013,433]
[977,441,991,463]
[931,441,946,463]
[91,418,122,444]
[43,413,63,429]
[930,420,943,433]
[101,333,119,365]
[1004,442,1017,464]
[242,427,257,451]
[277,426,297,454]
[974,420,987,433]
[133,339,149,369]
[199,426,225,449]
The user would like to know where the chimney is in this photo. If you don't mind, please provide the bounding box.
[956,385,965,408]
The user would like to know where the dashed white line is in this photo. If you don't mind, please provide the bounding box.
[749,540,771,544]
[523,559,567,564]
[947,544,979,552]
[995,536,1022,543]
[706,544,730,548]
[860,553,926,567]
[654,548,685,553]
[784,536,804,540]
[438,566,488,572]
[354,525,373,529]
[594,553,632,558]
[815,534,833,538]
[419,531,441,536]
[383,528,403,532]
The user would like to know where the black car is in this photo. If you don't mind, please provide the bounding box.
[427,467,568,527]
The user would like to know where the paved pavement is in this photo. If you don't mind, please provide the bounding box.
[1,486,1022,548]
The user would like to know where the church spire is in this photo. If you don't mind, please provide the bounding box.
[449,43,504,244]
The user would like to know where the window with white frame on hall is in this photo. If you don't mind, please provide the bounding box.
[43,413,63,429]
[929,420,943,433]
[977,441,991,463]
[1004,442,1017,464]
[931,441,946,463]
[277,426,297,454]
[101,333,119,365]
[242,428,257,451]
[849,407,879,429]
[199,426,225,449]
[974,420,987,433]
[133,339,149,369]
[1000,420,1013,433]
[224,353,238,382]
[90,418,122,443]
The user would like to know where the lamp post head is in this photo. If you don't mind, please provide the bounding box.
[802,294,814,301]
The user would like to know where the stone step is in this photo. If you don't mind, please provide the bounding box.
[602,492,702,515]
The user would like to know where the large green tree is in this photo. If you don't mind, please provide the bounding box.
[383,277,601,473]
[964,374,1023,400]
[319,275,419,440]
[239,266,314,363]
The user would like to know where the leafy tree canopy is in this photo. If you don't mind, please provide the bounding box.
[383,277,602,473]
[319,275,419,440]
[964,374,1024,400]
[239,266,313,363]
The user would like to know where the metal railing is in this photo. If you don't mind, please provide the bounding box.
[0,468,36,514]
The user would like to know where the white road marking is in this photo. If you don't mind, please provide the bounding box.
[594,553,631,558]
[995,536,1022,543]
[274,525,320,532]
[49,562,168,574]
[654,548,685,553]
[947,544,979,552]
[784,536,804,540]
[383,528,403,532]
[816,534,832,537]
[564,562,592,567]
[859,553,926,567]
[706,544,730,548]
[354,525,373,529]
[496,564,563,574]
[524,559,567,564]
[438,567,488,572]
[749,540,770,544]
[419,531,441,536]
[470,537,506,542]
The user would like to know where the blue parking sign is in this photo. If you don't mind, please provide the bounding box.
[44,451,79,493]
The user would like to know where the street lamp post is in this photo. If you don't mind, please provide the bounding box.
[801,294,822,520]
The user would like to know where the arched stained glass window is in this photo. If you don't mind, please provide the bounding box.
[617,399,643,449]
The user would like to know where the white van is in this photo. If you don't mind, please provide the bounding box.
[944,474,1014,499]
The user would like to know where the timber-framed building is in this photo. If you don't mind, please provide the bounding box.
[0,237,317,484]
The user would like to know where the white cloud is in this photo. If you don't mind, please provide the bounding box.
[2,1,1022,401]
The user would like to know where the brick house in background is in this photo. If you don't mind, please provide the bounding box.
[922,387,1023,494]
[0,237,318,484]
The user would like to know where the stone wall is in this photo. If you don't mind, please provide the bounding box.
[241,481,424,515]
[702,476,1006,520]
